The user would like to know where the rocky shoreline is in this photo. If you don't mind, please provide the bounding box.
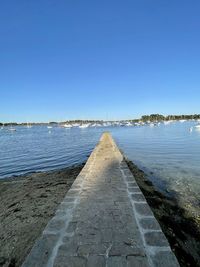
[0,160,199,267]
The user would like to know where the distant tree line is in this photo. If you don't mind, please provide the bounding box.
[0,122,18,126]
[1,114,200,126]
[165,114,200,120]
[141,114,165,122]
[140,114,200,122]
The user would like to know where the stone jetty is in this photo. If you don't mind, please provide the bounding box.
[22,132,179,267]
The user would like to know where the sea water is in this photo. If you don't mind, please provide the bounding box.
[0,121,200,208]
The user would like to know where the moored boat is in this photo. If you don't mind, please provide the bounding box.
[79,124,90,128]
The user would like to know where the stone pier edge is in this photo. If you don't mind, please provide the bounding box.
[22,132,179,267]
[101,133,179,267]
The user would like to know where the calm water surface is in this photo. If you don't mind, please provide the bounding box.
[0,122,200,206]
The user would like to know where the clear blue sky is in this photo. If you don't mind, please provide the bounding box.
[1,0,200,122]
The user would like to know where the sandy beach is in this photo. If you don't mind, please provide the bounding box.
[0,160,200,267]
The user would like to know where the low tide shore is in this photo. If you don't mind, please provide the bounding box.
[0,161,199,267]
[0,164,84,267]
[125,159,200,267]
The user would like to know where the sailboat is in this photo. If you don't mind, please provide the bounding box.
[62,123,72,128]
[47,123,53,129]
[79,123,90,128]
[8,124,16,131]
[26,122,32,128]
[194,124,200,129]
[9,127,16,131]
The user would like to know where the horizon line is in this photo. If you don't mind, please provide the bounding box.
[1,113,200,124]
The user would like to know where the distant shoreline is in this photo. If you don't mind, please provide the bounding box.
[1,113,200,126]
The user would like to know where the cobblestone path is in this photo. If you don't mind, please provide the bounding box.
[22,133,179,267]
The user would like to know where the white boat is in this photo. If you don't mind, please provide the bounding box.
[139,121,145,125]
[47,126,53,129]
[79,124,90,128]
[134,122,140,126]
[63,124,72,128]
[126,122,133,127]
[90,123,97,127]
[105,122,112,126]
[194,124,200,129]
[71,123,80,127]
[164,120,173,125]
[91,123,102,127]
[26,123,32,128]
[8,127,16,132]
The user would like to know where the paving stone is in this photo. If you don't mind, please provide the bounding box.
[121,166,130,171]
[54,256,86,267]
[75,230,102,244]
[101,228,113,242]
[65,193,80,198]
[66,221,78,233]
[126,177,135,183]
[77,243,110,256]
[46,218,66,233]
[134,203,153,216]
[131,193,146,202]
[55,210,68,217]
[123,169,133,176]
[58,202,74,211]
[21,233,59,267]
[71,185,82,190]
[87,255,105,267]
[127,255,149,267]
[140,217,160,230]
[150,250,180,267]
[115,196,129,202]
[128,187,141,193]
[107,256,127,267]
[144,231,169,247]
[127,181,137,187]
[109,242,145,256]
[56,241,78,257]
